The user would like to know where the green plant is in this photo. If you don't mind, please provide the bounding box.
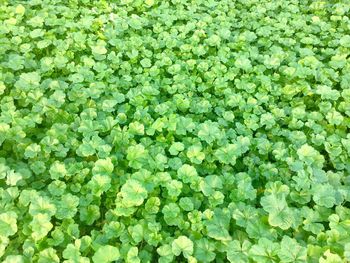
[0,0,350,262]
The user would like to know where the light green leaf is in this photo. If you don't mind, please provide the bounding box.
[177,164,198,183]
[172,236,194,259]
[30,214,53,241]
[227,240,251,263]
[249,238,280,263]
[312,184,336,208]
[205,209,232,241]
[0,212,17,237]
[92,158,114,176]
[121,179,148,207]
[92,245,120,263]
[278,236,307,263]
[38,248,60,263]
[261,194,292,230]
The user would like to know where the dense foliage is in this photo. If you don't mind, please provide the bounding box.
[1,0,350,262]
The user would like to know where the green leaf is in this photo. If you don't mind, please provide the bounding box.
[2,255,25,263]
[277,236,307,263]
[179,197,194,211]
[55,194,79,220]
[6,170,22,186]
[87,174,111,196]
[172,236,194,259]
[319,249,343,263]
[62,244,80,261]
[198,121,221,144]
[0,212,17,237]
[38,248,60,263]
[249,238,280,263]
[177,164,198,184]
[312,184,336,208]
[339,35,350,47]
[79,205,100,225]
[128,224,144,244]
[297,144,324,167]
[92,158,114,176]
[30,214,53,241]
[126,247,140,263]
[121,179,148,207]
[169,142,185,156]
[234,57,252,71]
[227,240,251,263]
[91,42,108,55]
[162,203,182,226]
[187,143,205,164]
[49,162,67,180]
[92,245,120,263]
[126,144,148,169]
[29,196,56,217]
[140,58,152,68]
[261,194,293,230]
[214,144,239,165]
[157,245,174,263]
[24,143,41,159]
[344,243,350,261]
[205,209,232,241]
[129,121,145,135]
[194,239,216,262]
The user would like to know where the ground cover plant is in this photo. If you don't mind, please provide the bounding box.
[0,0,350,262]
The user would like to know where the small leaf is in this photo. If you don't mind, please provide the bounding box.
[172,236,194,259]
[92,245,120,263]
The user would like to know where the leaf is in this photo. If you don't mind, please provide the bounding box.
[277,236,307,263]
[87,174,111,196]
[234,57,252,71]
[187,143,205,164]
[249,238,280,263]
[91,43,108,55]
[157,245,174,263]
[261,194,293,230]
[1,1,349,261]
[345,243,350,261]
[140,58,152,68]
[162,203,182,226]
[29,196,56,217]
[128,224,144,244]
[38,248,60,263]
[312,184,336,208]
[126,246,140,263]
[30,214,53,241]
[194,238,216,262]
[49,161,67,180]
[177,164,198,183]
[79,205,100,225]
[172,236,194,259]
[319,249,342,263]
[24,143,41,159]
[6,170,22,186]
[198,121,221,144]
[227,240,251,263]
[169,142,185,156]
[92,158,114,175]
[0,212,17,237]
[55,194,79,220]
[126,144,148,169]
[214,144,239,165]
[15,4,25,15]
[121,179,148,207]
[205,209,232,241]
[92,245,120,263]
